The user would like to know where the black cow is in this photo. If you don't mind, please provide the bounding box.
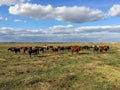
[28,47,39,57]
[64,46,71,51]
[82,46,91,50]
[35,46,45,53]
[58,46,65,51]
[92,45,99,52]
[8,47,20,54]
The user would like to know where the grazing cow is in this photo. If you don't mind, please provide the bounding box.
[20,47,28,54]
[8,47,20,54]
[82,46,91,50]
[71,46,83,54]
[43,44,49,50]
[64,46,71,51]
[47,46,53,51]
[8,47,16,51]
[35,46,45,53]
[92,45,99,52]
[28,47,39,57]
[58,46,65,51]
[51,47,59,52]
[99,46,109,52]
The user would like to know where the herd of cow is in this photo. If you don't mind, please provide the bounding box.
[8,45,109,57]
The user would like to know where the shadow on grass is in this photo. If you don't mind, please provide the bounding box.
[78,52,91,55]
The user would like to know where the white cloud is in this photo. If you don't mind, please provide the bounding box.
[9,3,105,23]
[109,4,120,16]
[0,25,120,42]
[0,0,30,6]
[9,3,53,19]
[14,19,26,23]
[0,16,8,21]
[76,25,120,33]
[54,6,105,23]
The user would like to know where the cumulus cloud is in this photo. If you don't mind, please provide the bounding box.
[54,6,105,23]
[0,16,8,21]
[9,3,105,23]
[0,25,120,42]
[0,0,30,6]
[109,4,120,16]
[9,3,54,19]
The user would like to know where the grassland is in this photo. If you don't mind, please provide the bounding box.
[0,42,120,90]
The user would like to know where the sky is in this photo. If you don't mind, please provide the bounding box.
[0,0,120,42]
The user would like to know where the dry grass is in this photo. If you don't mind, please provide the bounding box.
[0,42,120,90]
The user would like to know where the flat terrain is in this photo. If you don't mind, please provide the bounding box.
[0,42,120,90]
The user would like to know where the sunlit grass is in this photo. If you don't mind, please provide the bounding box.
[0,42,120,90]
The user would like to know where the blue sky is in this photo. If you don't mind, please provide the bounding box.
[0,0,120,42]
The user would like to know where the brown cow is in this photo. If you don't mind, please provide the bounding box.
[71,46,83,54]
[99,46,109,52]
[51,47,59,52]
[20,47,28,54]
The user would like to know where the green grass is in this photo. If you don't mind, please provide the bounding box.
[0,42,120,90]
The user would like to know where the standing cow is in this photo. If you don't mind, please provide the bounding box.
[71,46,83,54]
[28,47,39,57]
[99,46,109,52]
[8,47,20,54]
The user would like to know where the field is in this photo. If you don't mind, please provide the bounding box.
[0,42,120,90]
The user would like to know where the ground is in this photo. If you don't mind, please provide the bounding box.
[0,42,120,90]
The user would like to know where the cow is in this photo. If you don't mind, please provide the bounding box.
[64,46,71,51]
[71,46,83,54]
[28,47,39,57]
[82,46,91,50]
[20,47,28,54]
[8,47,20,54]
[43,44,49,50]
[35,46,45,53]
[92,45,99,52]
[51,47,59,52]
[8,47,16,51]
[58,46,65,51]
[99,46,109,52]
[47,46,53,50]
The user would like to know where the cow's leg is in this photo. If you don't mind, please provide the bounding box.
[29,51,32,58]
[71,51,73,54]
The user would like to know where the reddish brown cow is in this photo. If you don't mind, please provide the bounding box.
[51,47,59,52]
[71,46,83,54]
[99,46,109,52]
[20,47,28,54]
